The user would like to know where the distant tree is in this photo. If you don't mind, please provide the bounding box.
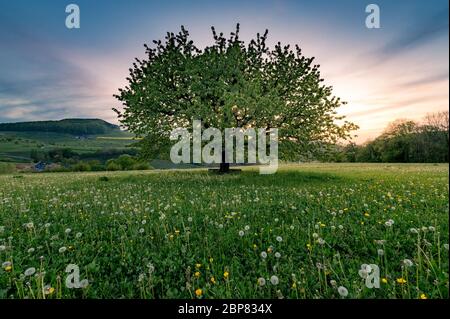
[352,112,449,163]
[114,24,357,172]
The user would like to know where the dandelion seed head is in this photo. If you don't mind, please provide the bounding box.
[24,267,36,277]
[337,286,348,297]
[257,277,266,286]
[270,275,279,285]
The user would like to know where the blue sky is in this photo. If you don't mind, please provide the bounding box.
[0,0,448,142]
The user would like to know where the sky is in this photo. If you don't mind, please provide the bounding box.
[0,0,448,143]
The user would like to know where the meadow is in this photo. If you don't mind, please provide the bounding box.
[0,163,448,299]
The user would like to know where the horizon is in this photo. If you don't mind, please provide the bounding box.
[0,0,448,144]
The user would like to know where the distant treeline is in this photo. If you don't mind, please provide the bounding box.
[326,112,449,163]
[0,119,120,135]
[30,148,138,163]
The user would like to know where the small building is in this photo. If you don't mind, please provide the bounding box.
[34,161,47,172]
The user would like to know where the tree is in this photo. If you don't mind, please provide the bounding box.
[114,24,358,172]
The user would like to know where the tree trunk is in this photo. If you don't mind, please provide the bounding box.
[219,149,230,173]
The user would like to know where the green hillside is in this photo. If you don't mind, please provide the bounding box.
[0,119,137,163]
[0,118,120,135]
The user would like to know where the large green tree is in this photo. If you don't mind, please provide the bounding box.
[114,24,357,171]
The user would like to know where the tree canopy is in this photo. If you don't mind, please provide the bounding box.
[114,24,357,164]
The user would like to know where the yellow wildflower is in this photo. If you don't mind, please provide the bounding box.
[223,271,229,279]
[210,277,216,284]
[5,265,12,272]
[194,271,201,278]
[396,278,407,284]
[420,293,427,299]
[195,288,202,297]
[381,278,388,284]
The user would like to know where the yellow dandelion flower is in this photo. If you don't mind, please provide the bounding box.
[195,263,201,269]
[5,265,12,272]
[420,293,427,299]
[194,271,201,278]
[320,223,326,227]
[223,271,229,279]
[381,278,388,284]
[364,213,370,217]
[396,278,407,284]
[291,282,297,289]
[195,288,202,297]
[210,277,216,284]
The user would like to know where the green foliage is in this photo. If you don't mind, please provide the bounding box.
[71,162,91,172]
[0,162,15,174]
[114,24,358,161]
[355,114,448,163]
[106,161,121,171]
[106,155,152,171]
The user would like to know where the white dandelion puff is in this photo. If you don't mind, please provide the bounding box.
[338,286,348,297]
[270,275,279,285]
[257,277,266,286]
[403,259,414,267]
[24,267,36,277]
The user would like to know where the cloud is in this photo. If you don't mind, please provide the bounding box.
[380,8,449,56]
[397,70,449,89]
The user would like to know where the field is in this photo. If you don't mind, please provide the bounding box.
[0,131,136,163]
[0,164,448,299]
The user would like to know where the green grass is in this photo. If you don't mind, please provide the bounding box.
[0,163,448,299]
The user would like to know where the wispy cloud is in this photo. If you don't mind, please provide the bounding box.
[380,8,448,56]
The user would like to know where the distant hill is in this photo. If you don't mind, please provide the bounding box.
[0,119,121,135]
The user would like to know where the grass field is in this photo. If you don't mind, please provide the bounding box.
[0,164,448,299]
